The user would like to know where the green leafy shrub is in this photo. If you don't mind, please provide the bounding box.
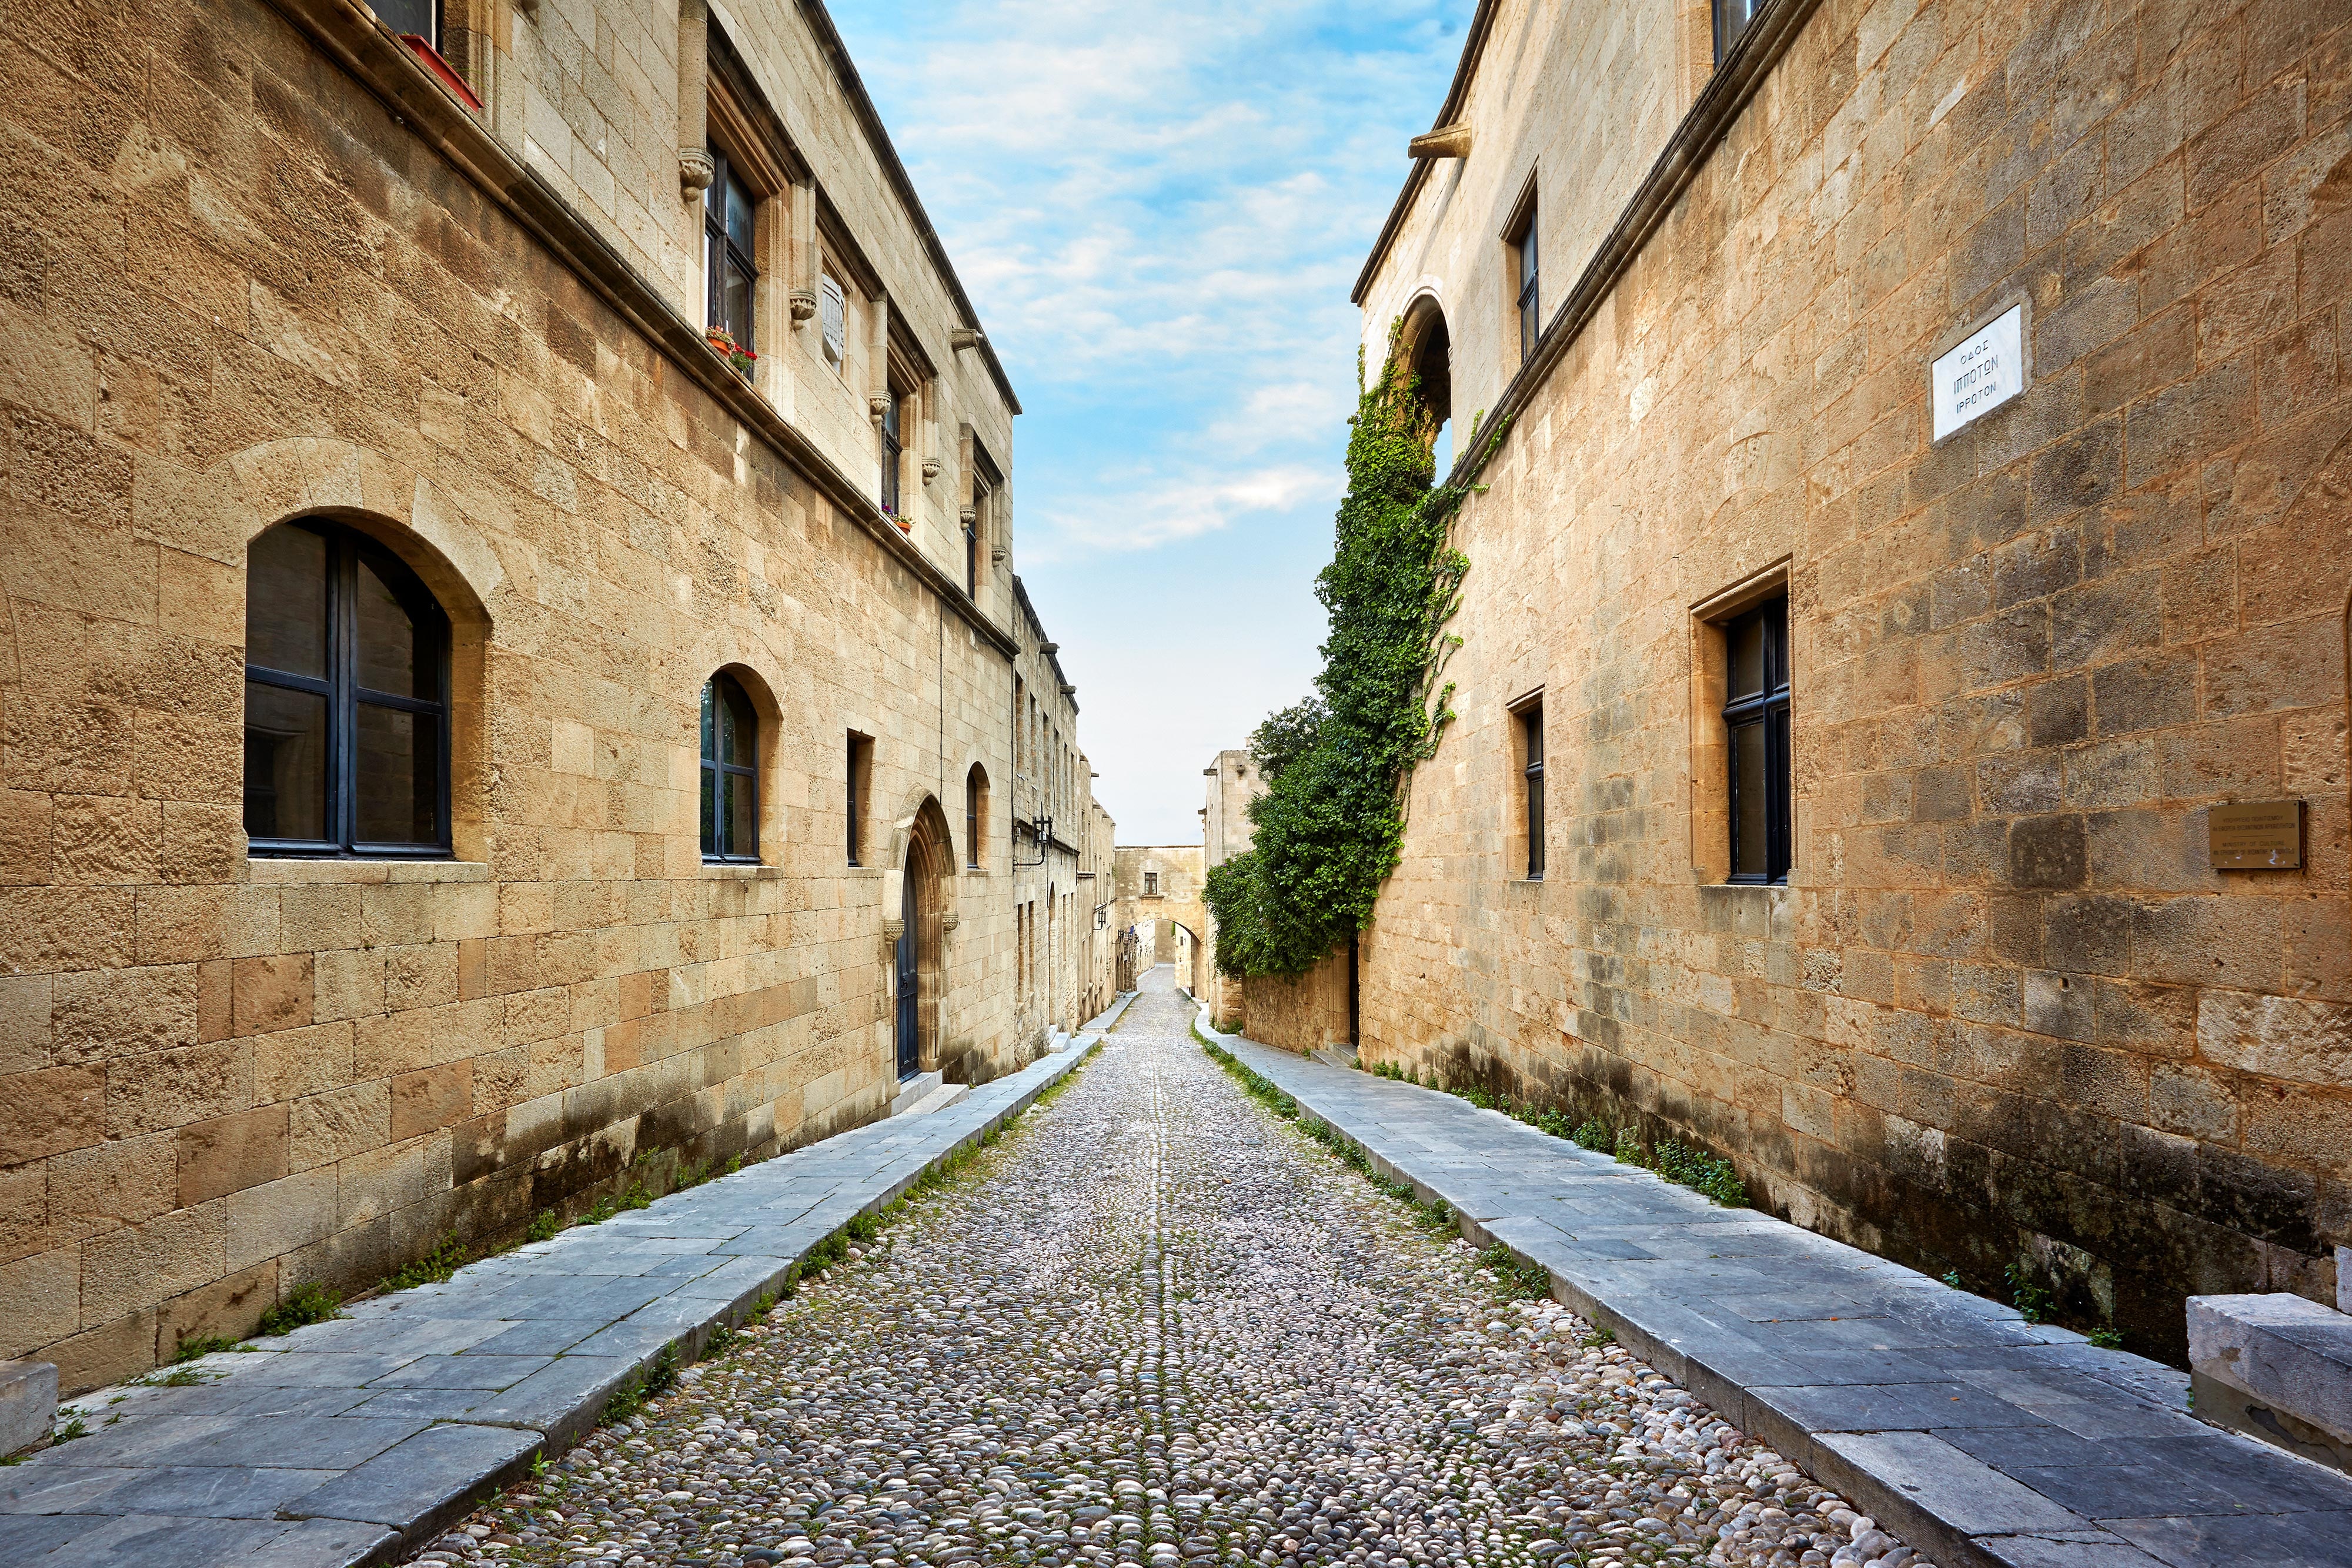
[2007,1266,2057,1325]
[2086,1327,2126,1350]
[257,1281,342,1337]
[1572,1119,1613,1153]
[382,1233,469,1292]
[171,1333,237,1363]
[1203,335,1485,980]
[602,1345,679,1426]
[1613,1127,1645,1165]
[1478,1245,1550,1300]
[526,1208,563,1243]
[1653,1141,1747,1207]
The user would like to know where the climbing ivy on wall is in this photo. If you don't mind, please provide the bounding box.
[1204,334,1481,977]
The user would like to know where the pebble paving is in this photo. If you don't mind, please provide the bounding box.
[412,972,1926,1568]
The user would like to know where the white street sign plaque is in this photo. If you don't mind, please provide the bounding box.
[1931,303,2025,441]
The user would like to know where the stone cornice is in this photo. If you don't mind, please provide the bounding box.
[796,0,1021,416]
[259,0,1020,660]
[1434,0,1826,492]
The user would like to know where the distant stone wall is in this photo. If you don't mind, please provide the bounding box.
[1242,948,1353,1055]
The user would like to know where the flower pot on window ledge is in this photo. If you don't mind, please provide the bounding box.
[704,327,756,382]
[880,502,911,533]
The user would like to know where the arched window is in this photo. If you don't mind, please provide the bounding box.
[700,672,759,862]
[1399,295,1453,470]
[243,519,450,857]
[965,764,988,868]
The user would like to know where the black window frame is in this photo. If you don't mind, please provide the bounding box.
[1519,702,1545,881]
[700,671,760,865]
[1722,594,1792,885]
[704,147,757,351]
[965,475,985,597]
[1714,0,1762,62]
[243,519,452,860]
[376,0,440,47]
[880,387,904,517]
[1511,203,1540,365]
[965,765,984,869]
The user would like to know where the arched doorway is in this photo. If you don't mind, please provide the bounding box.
[893,798,953,1081]
[895,866,920,1078]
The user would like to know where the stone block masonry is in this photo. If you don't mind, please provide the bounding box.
[0,1031,1110,1568]
[0,1363,55,1460]
[1349,0,2352,1362]
[0,0,1114,1391]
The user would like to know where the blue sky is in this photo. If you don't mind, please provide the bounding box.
[829,0,1468,843]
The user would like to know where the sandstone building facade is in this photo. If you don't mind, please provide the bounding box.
[1114,845,1207,996]
[0,0,1112,1388]
[1341,0,2352,1358]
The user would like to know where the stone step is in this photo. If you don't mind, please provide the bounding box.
[893,1079,970,1118]
[888,1070,946,1116]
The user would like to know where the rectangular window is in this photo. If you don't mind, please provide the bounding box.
[1519,702,1545,880]
[1722,594,1792,883]
[1509,200,1539,365]
[1714,0,1761,61]
[704,149,757,352]
[966,472,989,597]
[1145,871,1159,897]
[375,0,438,45]
[846,731,874,866]
[880,387,904,517]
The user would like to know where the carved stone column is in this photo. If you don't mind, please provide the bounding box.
[677,0,713,201]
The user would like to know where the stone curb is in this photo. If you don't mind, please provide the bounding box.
[14,1040,1103,1568]
[1193,1007,2352,1568]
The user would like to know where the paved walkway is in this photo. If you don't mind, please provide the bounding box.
[1210,1016,2352,1568]
[0,1023,1118,1568]
[395,967,1947,1568]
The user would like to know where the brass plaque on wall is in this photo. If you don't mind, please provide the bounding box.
[2209,800,2304,870]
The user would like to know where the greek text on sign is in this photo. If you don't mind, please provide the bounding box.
[2209,800,2303,870]
[1932,304,2025,440]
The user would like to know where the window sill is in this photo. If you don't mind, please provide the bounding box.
[246,858,490,885]
[701,862,781,878]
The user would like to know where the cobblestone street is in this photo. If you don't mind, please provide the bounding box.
[419,971,1916,1568]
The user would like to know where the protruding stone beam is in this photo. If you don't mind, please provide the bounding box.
[1408,123,1472,159]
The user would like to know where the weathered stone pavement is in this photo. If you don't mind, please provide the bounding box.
[1210,1019,2352,1568]
[0,1027,1113,1568]
[410,969,1945,1568]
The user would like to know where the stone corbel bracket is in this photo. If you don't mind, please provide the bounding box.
[679,147,714,201]
[789,287,817,323]
[1408,123,1472,159]
[869,394,891,424]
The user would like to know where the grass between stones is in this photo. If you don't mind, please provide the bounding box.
[1365,1058,1750,1208]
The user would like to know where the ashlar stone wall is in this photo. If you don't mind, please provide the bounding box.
[1356,0,2352,1359]
[0,0,1069,1389]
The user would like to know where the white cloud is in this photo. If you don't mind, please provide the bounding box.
[1037,462,1338,555]
[828,0,1465,837]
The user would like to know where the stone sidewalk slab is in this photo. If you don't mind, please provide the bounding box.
[0,1017,1121,1568]
[1204,1013,2352,1568]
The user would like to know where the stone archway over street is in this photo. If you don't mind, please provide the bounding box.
[1114,843,1207,995]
